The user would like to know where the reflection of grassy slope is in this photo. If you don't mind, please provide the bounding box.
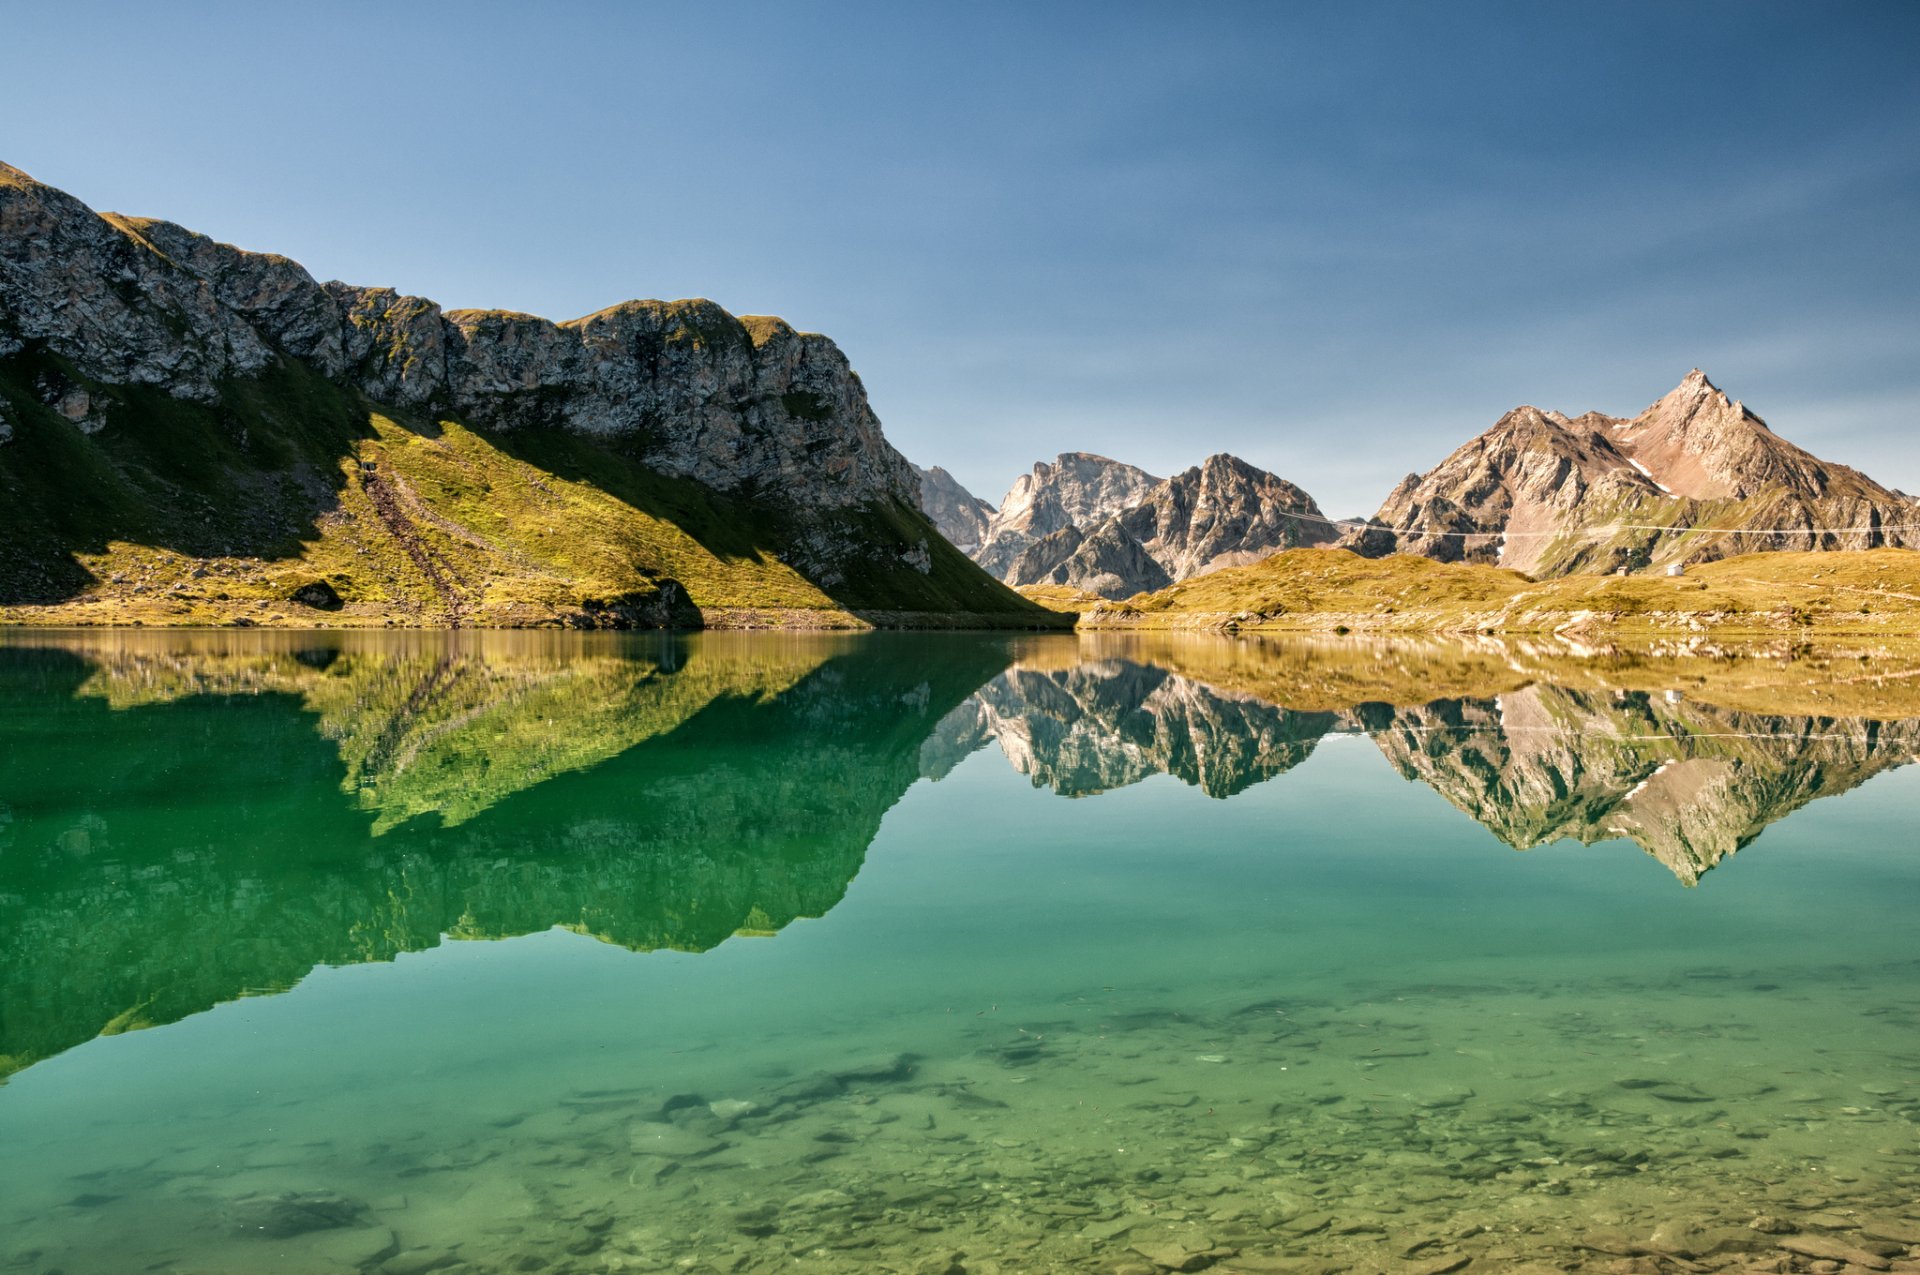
[1089,546,1920,641]
[0,635,1014,1080]
[1076,631,1920,721]
[0,348,1048,626]
[303,647,822,832]
[64,633,830,831]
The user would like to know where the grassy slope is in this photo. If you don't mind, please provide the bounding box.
[0,347,1054,628]
[1077,546,1920,640]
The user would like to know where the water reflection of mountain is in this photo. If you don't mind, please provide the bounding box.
[925,643,1920,884]
[921,660,1334,797]
[5,630,1919,1079]
[1368,690,1920,884]
[0,633,1014,1078]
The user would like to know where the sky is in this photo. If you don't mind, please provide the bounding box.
[4,0,1917,515]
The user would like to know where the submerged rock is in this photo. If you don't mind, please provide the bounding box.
[227,1189,366,1237]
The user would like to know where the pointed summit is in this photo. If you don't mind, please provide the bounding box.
[1357,371,1916,574]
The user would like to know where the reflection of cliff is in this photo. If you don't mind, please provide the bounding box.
[1368,688,1920,885]
[923,644,1920,883]
[0,635,1013,1079]
[924,660,1333,797]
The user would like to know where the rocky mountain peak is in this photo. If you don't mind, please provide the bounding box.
[1351,370,1915,575]
[1606,370,1803,501]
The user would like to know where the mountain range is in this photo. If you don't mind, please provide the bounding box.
[0,162,1045,627]
[1349,369,1920,575]
[926,371,1918,600]
[4,161,1913,628]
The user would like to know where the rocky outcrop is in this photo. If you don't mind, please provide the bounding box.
[1113,454,1337,578]
[1005,519,1175,598]
[0,163,917,513]
[910,464,994,551]
[983,452,1336,599]
[1352,370,1918,576]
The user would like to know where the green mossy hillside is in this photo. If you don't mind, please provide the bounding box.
[0,347,1055,628]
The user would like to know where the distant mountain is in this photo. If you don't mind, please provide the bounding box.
[0,161,1042,626]
[976,452,1337,599]
[1349,370,1918,576]
[975,452,1163,579]
[910,463,995,552]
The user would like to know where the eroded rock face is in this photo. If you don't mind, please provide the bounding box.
[980,452,1336,599]
[0,162,918,515]
[910,464,994,551]
[1352,370,1918,575]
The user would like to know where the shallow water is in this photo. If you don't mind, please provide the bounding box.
[1,630,1917,1274]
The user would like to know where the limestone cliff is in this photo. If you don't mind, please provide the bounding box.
[0,162,1042,624]
[1351,370,1918,576]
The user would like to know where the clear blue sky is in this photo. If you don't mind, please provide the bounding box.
[5,1,1917,514]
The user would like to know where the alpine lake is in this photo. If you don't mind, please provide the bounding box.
[2,629,1918,1275]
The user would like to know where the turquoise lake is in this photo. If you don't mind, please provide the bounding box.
[1,630,1917,1275]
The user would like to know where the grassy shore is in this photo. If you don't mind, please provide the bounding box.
[1061,546,1920,642]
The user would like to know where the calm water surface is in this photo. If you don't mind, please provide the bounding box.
[1,630,1917,1275]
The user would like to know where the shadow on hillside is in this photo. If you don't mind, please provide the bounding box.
[0,349,369,605]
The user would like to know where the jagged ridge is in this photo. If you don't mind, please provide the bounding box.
[972,452,1337,599]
